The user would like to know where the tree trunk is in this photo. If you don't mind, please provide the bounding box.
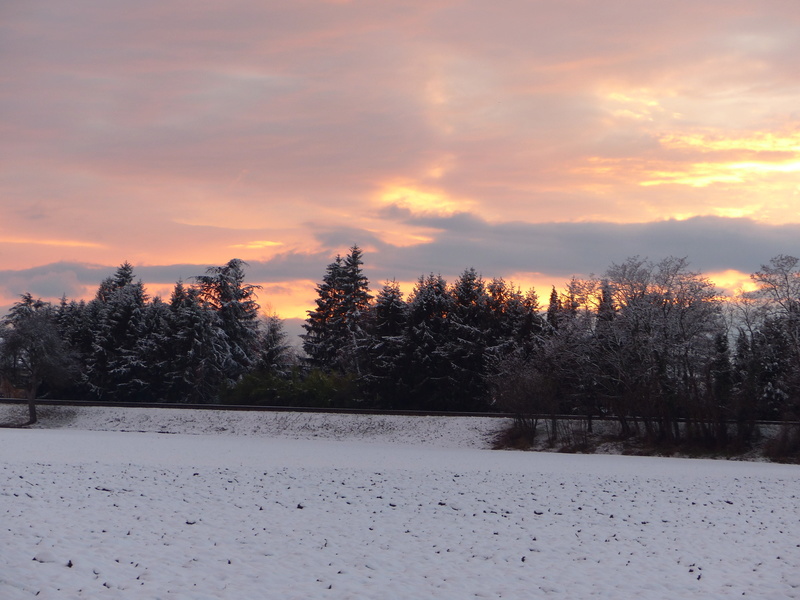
[25,384,37,426]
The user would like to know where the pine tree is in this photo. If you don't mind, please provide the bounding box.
[485,278,542,354]
[304,254,345,368]
[303,245,372,374]
[446,268,489,410]
[367,279,407,406]
[399,273,455,410]
[114,297,173,402]
[339,245,373,375]
[546,286,562,331]
[373,279,406,338]
[95,261,135,303]
[255,314,291,374]
[165,282,231,403]
[84,263,149,400]
[194,259,261,381]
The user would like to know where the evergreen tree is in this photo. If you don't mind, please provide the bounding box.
[706,331,734,444]
[303,245,372,374]
[303,254,344,368]
[255,314,291,375]
[596,279,616,325]
[446,268,489,410]
[165,282,231,403]
[194,258,261,381]
[114,297,173,402]
[95,261,135,303]
[546,287,562,331]
[84,263,149,400]
[366,280,407,407]
[485,279,543,355]
[373,279,406,338]
[339,245,373,375]
[399,273,456,410]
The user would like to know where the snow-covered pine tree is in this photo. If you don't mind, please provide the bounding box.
[399,273,455,410]
[339,245,373,375]
[95,261,135,303]
[255,313,291,375]
[194,259,261,382]
[303,254,345,368]
[374,279,406,338]
[83,263,149,401]
[303,245,372,375]
[546,286,562,331]
[165,281,231,403]
[55,297,91,390]
[366,279,407,406]
[114,296,173,402]
[446,268,490,411]
[484,278,542,356]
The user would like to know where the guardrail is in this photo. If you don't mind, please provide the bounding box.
[2,398,799,426]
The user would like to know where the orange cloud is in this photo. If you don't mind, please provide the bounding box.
[661,131,800,153]
[230,240,285,249]
[0,238,105,248]
[637,130,800,187]
[377,182,474,217]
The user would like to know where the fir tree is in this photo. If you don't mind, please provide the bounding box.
[399,273,455,410]
[446,268,489,411]
[84,263,149,400]
[165,282,231,403]
[546,286,562,331]
[367,280,407,407]
[194,259,261,381]
[303,245,372,375]
[255,314,291,374]
[304,254,345,368]
[339,245,373,375]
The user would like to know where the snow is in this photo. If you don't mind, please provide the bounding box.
[2,405,800,599]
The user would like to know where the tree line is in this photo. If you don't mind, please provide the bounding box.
[0,259,288,424]
[3,247,800,453]
[299,247,800,451]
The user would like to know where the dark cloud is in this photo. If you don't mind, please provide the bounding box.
[318,215,800,283]
[0,262,106,301]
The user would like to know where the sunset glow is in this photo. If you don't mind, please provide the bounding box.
[2,1,799,328]
[378,183,472,217]
[0,238,105,249]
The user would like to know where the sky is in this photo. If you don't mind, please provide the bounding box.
[2,0,800,326]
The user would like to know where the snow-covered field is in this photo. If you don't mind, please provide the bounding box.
[2,405,800,599]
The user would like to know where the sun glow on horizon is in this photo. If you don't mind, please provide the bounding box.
[707,269,758,296]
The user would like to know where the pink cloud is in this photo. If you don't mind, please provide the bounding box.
[2,0,799,316]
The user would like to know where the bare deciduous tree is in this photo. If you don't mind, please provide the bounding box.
[0,294,77,425]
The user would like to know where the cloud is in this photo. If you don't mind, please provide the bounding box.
[0,262,108,302]
[2,0,800,316]
[318,214,800,283]
[0,216,797,316]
